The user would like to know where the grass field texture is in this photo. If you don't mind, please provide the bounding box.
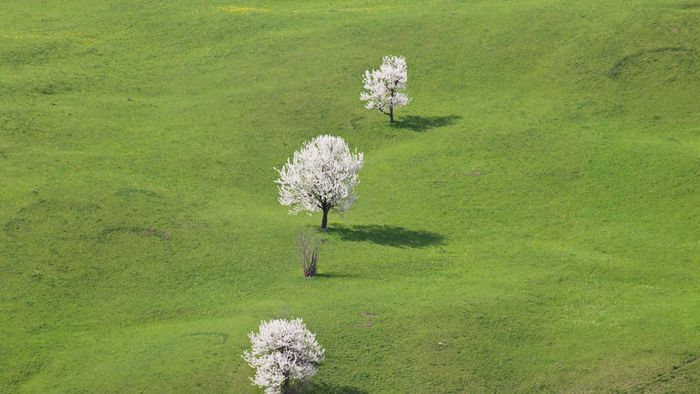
[1,0,699,392]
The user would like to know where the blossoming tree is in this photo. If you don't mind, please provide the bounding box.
[275,135,364,230]
[243,318,325,394]
[360,55,410,123]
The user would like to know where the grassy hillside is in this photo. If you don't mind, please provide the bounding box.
[1,0,698,392]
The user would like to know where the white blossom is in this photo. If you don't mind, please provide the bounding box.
[360,55,410,122]
[243,318,325,394]
[275,135,363,229]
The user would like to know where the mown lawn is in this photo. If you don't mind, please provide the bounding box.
[1,0,698,392]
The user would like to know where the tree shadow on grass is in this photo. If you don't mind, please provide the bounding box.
[394,115,461,132]
[304,382,368,394]
[329,224,446,248]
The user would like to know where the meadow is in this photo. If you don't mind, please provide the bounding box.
[1,0,699,392]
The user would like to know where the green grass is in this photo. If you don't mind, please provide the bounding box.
[1,0,699,392]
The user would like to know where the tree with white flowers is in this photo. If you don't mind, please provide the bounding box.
[243,318,325,394]
[275,135,364,230]
[360,55,410,123]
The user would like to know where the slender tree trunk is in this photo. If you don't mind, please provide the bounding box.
[321,207,329,231]
[282,378,290,394]
[389,106,394,123]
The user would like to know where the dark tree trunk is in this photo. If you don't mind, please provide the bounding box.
[389,106,394,123]
[321,207,329,231]
[281,378,291,394]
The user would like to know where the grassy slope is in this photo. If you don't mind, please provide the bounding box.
[1,0,698,392]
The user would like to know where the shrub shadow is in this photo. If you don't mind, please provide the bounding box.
[330,224,445,248]
[314,272,359,279]
[394,115,461,132]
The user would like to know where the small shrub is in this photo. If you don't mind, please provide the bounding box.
[296,229,321,277]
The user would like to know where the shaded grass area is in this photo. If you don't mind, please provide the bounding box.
[394,115,462,132]
[329,224,445,248]
[0,0,698,392]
